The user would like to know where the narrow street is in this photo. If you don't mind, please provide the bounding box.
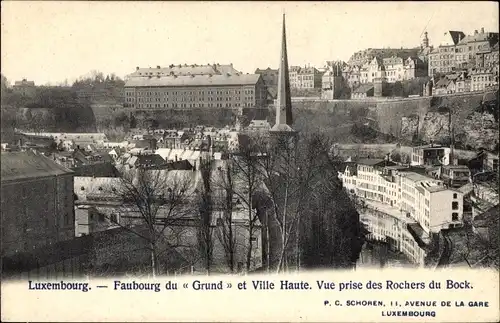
[356,240,416,269]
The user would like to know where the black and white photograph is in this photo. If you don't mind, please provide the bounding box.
[1,1,499,321]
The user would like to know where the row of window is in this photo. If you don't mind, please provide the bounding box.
[132,96,255,103]
[126,89,255,96]
[130,102,254,109]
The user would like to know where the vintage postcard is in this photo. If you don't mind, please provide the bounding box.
[1,1,499,322]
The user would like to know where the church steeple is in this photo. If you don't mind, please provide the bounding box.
[271,13,295,133]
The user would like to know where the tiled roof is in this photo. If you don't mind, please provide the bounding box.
[458,32,498,45]
[1,152,73,182]
[124,74,260,88]
[255,68,278,74]
[448,31,466,45]
[402,171,433,182]
[71,162,120,178]
[383,57,404,65]
[130,64,240,77]
[14,80,35,86]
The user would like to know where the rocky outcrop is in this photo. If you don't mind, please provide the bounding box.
[290,92,499,150]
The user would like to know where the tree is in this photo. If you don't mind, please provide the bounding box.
[231,139,263,272]
[255,131,364,272]
[213,160,237,273]
[1,74,10,99]
[104,168,195,277]
[129,114,137,129]
[297,133,364,269]
[197,159,214,274]
[392,81,404,97]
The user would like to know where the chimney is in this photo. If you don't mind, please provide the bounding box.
[481,27,484,34]
[475,30,478,35]
[136,67,139,71]
[157,65,161,69]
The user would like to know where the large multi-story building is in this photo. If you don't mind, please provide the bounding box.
[342,65,361,88]
[1,152,75,257]
[321,61,348,99]
[360,57,386,84]
[383,56,405,83]
[470,68,498,92]
[339,158,465,266]
[428,28,499,77]
[255,68,279,88]
[289,65,323,89]
[411,144,452,166]
[348,48,421,67]
[12,79,36,97]
[123,70,268,110]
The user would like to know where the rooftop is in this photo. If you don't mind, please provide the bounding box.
[130,64,240,77]
[1,151,73,182]
[401,171,434,183]
[418,181,447,193]
[71,162,120,178]
[407,222,430,248]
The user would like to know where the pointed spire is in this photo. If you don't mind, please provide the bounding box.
[271,13,294,132]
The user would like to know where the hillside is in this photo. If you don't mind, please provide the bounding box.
[2,86,497,151]
[1,87,97,143]
[287,92,499,151]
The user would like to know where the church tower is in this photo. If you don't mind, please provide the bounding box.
[270,14,295,134]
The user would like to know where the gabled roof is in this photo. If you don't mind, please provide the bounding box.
[448,31,466,45]
[1,152,73,182]
[71,162,120,178]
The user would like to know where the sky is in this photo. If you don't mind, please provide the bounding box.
[1,1,499,85]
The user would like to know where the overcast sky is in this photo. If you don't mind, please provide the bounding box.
[1,1,498,85]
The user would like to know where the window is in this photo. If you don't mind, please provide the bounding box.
[452,213,459,221]
[453,193,457,199]
[98,214,105,222]
[452,201,459,210]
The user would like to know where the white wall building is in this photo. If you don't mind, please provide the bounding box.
[340,159,464,266]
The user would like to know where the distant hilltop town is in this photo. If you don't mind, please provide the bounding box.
[4,27,498,108]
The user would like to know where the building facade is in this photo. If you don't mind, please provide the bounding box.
[428,29,499,77]
[321,61,347,99]
[255,68,279,88]
[123,73,268,110]
[1,152,75,257]
[12,79,36,97]
[289,65,323,89]
[339,159,465,266]
[411,145,451,166]
[470,68,498,92]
